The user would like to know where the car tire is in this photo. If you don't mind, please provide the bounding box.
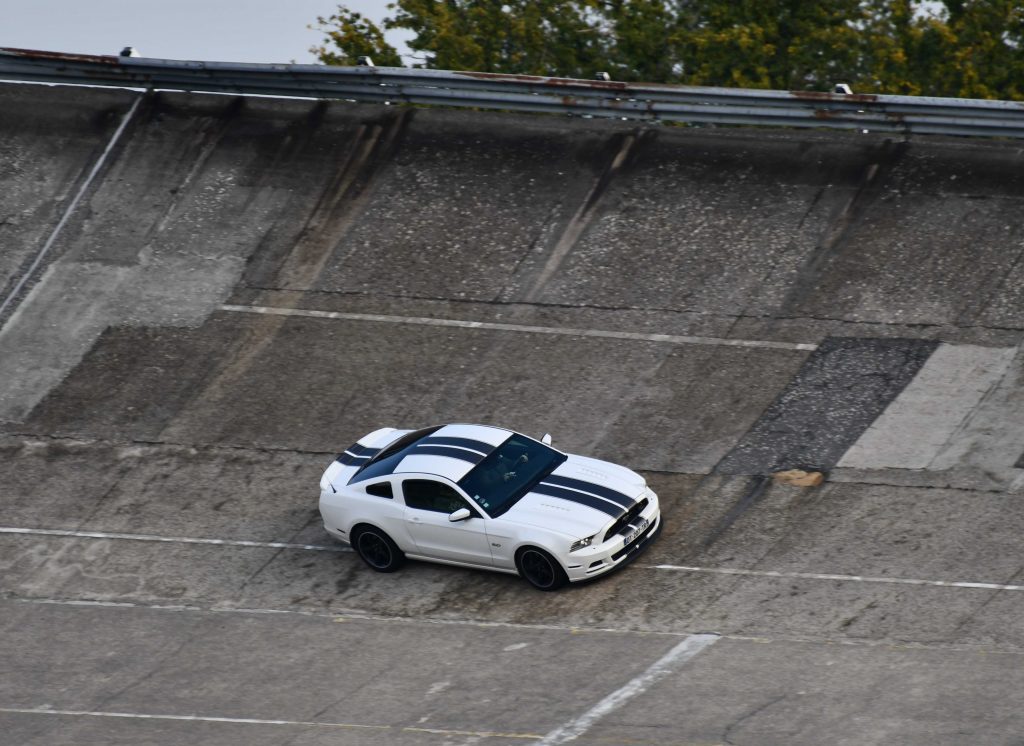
[351,525,404,573]
[515,547,568,591]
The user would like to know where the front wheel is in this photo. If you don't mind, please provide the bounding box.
[352,526,404,573]
[516,547,568,591]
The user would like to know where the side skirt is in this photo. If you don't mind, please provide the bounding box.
[405,553,520,576]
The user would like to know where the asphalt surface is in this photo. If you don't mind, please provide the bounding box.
[2,82,1024,745]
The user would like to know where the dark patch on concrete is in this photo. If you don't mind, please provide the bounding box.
[579,129,649,215]
[1015,452,1024,469]
[249,105,415,289]
[701,475,771,548]
[715,337,939,475]
[21,317,249,442]
[281,108,415,288]
[778,138,909,313]
[519,129,647,302]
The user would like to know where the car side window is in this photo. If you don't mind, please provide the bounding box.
[403,479,468,514]
[365,481,393,499]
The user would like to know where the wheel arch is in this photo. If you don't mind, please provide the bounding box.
[511,531,569,568]
[345,515,415,553]
[350,520,396,542]
[513,543,570,591]
[513,540,568,571]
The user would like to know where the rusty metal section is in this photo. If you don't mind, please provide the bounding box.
[0,47,121,65]
[791,89,880,104]
[2,47,1024,138]
[457,70,633,91]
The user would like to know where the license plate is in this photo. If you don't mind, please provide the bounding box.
[623,517,649,546]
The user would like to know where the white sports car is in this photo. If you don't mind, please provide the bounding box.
[318,423,661,590]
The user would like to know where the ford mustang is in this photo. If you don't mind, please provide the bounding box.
[318,423,661,590]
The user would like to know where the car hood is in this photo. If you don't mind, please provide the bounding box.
[554,454,647,495]
[500,454,647,538]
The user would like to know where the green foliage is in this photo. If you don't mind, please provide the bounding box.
[927,0,1024,99]
[387,1,607,76]
[311,0,1024,100]
[310,6,403,67]
[656,0,868,89]
[601,0,690,82]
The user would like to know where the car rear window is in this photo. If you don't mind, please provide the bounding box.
[350,426,442,484]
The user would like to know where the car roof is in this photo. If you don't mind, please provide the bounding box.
[391,423,512,482]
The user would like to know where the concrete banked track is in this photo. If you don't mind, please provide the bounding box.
[2,82,1024,745]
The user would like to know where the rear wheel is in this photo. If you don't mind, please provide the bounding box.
[352,526,404,573]
[516,547,568,591]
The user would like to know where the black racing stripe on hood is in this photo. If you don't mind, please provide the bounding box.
[542,474,635,508]
[411,444,486,464]
[532,483,624,518]
[420,436,495,455]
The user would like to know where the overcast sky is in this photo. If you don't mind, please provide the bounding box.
[4,0,409,64]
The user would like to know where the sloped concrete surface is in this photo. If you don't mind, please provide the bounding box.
[2,81,1024,744]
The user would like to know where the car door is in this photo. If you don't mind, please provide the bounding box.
[401,478,493,566]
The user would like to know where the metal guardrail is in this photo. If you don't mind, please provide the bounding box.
[2,47,1024,138]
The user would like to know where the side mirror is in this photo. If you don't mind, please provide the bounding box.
[542,433,552,445]
[448,507,472,522]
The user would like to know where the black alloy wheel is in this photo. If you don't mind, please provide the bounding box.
[353,527,404,572]
[517,547,568,591]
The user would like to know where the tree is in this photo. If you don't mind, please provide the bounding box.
[854,0,931,95]
[853,0,1024,97]
[387,0,608,76]
[311,0,1024,100]
[600,0,691,82]
[926,0,1024,98]
[311,6,403,67]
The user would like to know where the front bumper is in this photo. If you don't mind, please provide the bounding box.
[564,495,662,583]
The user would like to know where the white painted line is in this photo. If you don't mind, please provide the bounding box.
[645,564,1024,592]
[0,707,542,739]
[405,726,541,740]
[0,707,387,730]
[0,95,143,322]
[12,596,1024,657]
[0,527,350,553]
[12,596,689,639]
[220,304,817,352]
[536,633,719,745]
[7,526,1024,593]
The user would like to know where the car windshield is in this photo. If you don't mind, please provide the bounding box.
[458,434,567,517]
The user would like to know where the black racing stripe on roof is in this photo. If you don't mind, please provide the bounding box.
[419,436,495,455]
[346,443,381,457]
[532,483,624,518]
[541,475,635,508]
[411,445,486,464]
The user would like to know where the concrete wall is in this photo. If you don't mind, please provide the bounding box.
[6,81,1024,744]
[2,82,1023,486]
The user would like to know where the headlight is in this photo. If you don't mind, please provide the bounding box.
[570,535,596,552]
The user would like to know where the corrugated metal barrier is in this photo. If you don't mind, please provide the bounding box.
[3,47,1024,138]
